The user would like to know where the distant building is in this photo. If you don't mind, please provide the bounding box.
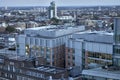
[85,20,103,28]
[26,21,38,28]
[0,34,16,49]
[58,15,74,21]
[48,1,57,19]
[16,25,85,67]
[15,22,26,30]
[0,22,7,28]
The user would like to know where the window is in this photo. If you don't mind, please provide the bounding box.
[46,47,50,52]
[41,47,44,51]
[88,52,112,60]
[17,44,19,47]
[73,63,75,66]
[35,39,39,45]
[87,51,112,66]
[117,59,120,66]
[68,55,70,59]
[0,58,4,63]
[68,48,70,53]
[114,47,120,54]
[30,38,33,44]
[46,40,50,47]
[72,55,75,60]
[68,62,70,66]
[72,49,75,53]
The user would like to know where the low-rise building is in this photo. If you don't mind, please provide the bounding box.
[0,54,68,80]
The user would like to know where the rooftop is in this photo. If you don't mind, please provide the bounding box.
[24,25,85,38]
[82,67,120,79]
[0,49,33,61]
[0,52,67,75]
[73,30,113,44]
[33,65,66,74]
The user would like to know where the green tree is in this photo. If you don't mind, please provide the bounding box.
[50,17,59,25]
[5,26,16,33]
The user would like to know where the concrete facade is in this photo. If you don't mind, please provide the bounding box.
[65,31,113,70]
[16,25,85,67]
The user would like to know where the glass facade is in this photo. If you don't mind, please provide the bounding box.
[87,52,112,66]
[113,18,120,67]
[114,18,120,44]
[88,52,112,60]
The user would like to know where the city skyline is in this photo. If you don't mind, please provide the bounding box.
[0,0,120,7]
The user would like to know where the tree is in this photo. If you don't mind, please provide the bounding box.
[5,26,16,33]
[92,15,99,20]
[50,17,59,25]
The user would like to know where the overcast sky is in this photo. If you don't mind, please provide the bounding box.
[0,0,120,7]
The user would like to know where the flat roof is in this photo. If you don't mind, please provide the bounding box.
[33,65,66,74]
[25,25,84,32]
[25,25,53,31]
[75,30,113,36]
[82,67,120,79]
[24,25,85,38]
[73,30,113,44]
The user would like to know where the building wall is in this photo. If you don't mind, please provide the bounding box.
[65,39,83,70]
[16,35,26,56]
[0,56,68,80]
[17,33,72,67]
[113,18,120,67]
[85,42,113,54]
[65,38,113,70]
[85,42,113,68]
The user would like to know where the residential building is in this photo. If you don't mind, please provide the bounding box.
[16,25,85,67]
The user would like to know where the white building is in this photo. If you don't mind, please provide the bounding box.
[82,67,120,80]
[16,25,85,67]
[65,31,113,71]
[82,18,120,80]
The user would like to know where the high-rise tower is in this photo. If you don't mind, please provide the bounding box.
[49,1,57,19]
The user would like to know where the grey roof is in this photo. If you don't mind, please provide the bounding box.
[73,31,113,44]
[24,25,85,38]
[82,67,120,79]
